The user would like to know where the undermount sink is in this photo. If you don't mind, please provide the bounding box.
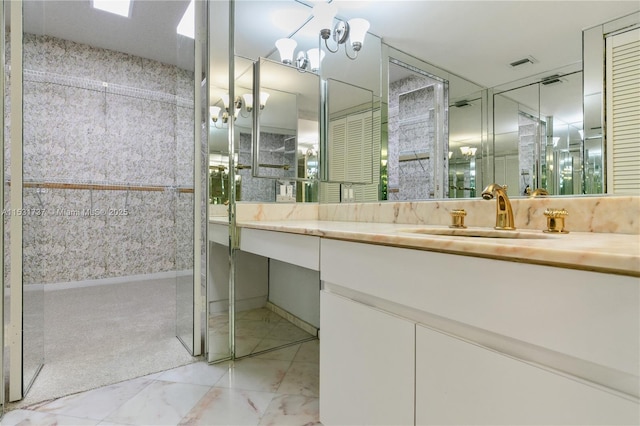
[399,227,551,239]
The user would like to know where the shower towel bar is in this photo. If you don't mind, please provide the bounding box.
[12,181,194,194]
[398,151,430,162]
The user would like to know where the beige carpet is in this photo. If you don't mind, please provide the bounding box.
[7,277,198,409]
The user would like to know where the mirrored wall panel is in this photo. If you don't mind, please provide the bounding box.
[493,71,583,197]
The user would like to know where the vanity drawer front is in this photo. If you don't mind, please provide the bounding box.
[240,228,320,270]
[416,324,639,425]
[208,223,228,246]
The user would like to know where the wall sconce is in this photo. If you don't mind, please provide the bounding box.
[238,92,270,112]
[234,92,270,118]
[209,104,232,127]
[209,106,222,123]
[275,38,325,73]
[459,146,477,157]
[275,38,297,65]
[210,94,241,128]
[313,2,370,60]
[210,92,270,127]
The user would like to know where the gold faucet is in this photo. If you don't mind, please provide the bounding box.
[481,183,515,230]
[525,186,549,197]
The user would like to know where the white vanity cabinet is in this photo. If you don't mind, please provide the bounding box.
[416,325,638,425]
[320,291,415,426]
[320,238,639,425]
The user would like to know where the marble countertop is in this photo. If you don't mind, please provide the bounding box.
[210,217,640,277]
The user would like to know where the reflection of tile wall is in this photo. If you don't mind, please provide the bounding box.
[238,132,297,202]
[388,75,436,200]
[5,34,197,285]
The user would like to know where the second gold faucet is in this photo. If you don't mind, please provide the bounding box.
[481,183,515,230]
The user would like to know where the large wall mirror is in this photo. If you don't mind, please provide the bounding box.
[493,70,584,198]
[212,2,639,205]
[386,58,449,200]
[252,57,320,201]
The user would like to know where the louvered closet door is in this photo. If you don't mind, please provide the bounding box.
[356,110,381,202]
[606,28,640,194]
[325,110,380,202]
[322,118,346,202]
[346,114,365,183]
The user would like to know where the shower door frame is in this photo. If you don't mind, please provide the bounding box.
[0,0,5,413]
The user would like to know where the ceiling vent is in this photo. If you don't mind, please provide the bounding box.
[509,56,537,67]
[453,100,472,108]
[541,74,563,85]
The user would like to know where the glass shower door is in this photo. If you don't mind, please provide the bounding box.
[175,0,205,357]
[8,0,205,403]
[5,0,46,402]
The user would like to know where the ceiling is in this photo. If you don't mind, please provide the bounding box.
[16,1,640,89]
[13,0,639,154]
[345,0,639,88]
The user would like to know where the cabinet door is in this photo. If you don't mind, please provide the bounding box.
[416,325,639,425]
[320,291,415,426]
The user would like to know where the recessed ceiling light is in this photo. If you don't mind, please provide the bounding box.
[177,0,195,39]
[92,0,131,18]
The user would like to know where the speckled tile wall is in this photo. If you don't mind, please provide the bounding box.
[5,34,200,285]
[388,74,445,200]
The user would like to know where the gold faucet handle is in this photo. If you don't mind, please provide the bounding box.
[449,209,467,229]
[543,208,569,233]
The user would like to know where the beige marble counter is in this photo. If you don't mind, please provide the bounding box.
[211,218,640,277]
[209,196,640,276]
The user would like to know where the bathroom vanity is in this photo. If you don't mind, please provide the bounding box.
[319,238,638,425]
[210,197,640,425]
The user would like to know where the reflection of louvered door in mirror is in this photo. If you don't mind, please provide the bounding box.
[606,27,640,195]
[321,79,375,203]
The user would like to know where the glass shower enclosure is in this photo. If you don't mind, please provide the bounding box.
[4,0,204,402]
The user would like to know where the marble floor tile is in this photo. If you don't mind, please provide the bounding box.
[209,307,317,360]
[294,339,320,364]
[0,409,101,425]
[238,308,282,322]
[254,342,301,361]
[208,313,229,329]
[234,335,263,358]
[104,380,210,425]
[258,394,321,426]
[276,361,319,398]
[29,376,154,421]
[266,321,314,342]
[252,338,302,355]
[179,387,275,425]
[4,331,321,426]
[157,360,230,387]
[235,319,279,338]
[216,358,291,393]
